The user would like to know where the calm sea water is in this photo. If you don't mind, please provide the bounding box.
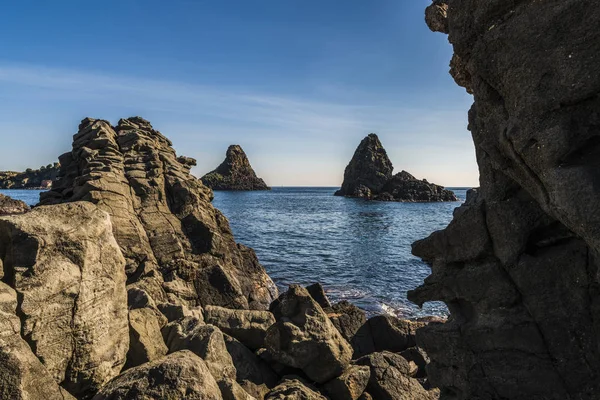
[1,187,467,318]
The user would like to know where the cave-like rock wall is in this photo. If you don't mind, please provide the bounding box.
[409,1,600,399]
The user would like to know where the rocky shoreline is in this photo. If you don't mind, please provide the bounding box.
[0,117,440,400]
[335,134,457,202]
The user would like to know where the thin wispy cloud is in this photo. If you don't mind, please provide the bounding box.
[0,62,476,186]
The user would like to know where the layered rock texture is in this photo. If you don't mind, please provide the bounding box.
[0,116,441,399]
[40,117,277,311]
[409,1,600,399]
[335,134,457,202]
[0,163,60,189]
[201,145,270,191]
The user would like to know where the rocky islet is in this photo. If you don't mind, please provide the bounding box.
[335,134,457,202]
[201,145,270,191]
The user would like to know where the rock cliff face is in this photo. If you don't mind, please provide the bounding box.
[409,1,600,399]
[40,117,277,311]
[335,134,457,202]
[201,145,270,191]
[0,202,129,398]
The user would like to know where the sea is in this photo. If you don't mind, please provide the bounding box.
[1,187,468,318]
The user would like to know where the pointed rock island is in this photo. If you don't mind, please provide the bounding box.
[201,145,270,191]
[335,134,457,202]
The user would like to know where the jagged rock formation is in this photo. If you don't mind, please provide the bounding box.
[40,117,277,311]
[0,193,29,215]
[0,202,129,398]
[201,145,270,191]
[335,134,457,202]
[0,116,441,399]
[409,1,600,399]
[0,163,60,189]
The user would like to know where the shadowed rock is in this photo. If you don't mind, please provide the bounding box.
[265,377,327,400]
[335,134,457,202]
[92,351,223,400]
[355,352,438,400]
[408,1,600,399]
[201,145,270,191]
[265,285,353,383]
[0,202,129,397]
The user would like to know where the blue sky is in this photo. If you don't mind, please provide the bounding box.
[0,0,476,186]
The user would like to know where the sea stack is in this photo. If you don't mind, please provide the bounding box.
[201,145,270,191]
[335,133,457,202]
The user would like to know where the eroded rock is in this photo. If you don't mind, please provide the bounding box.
[0,202,129,397]
[410,1,600,398]
[335,134,456,202]
[265,285,353,383]
[355,352,437,400]
[204,305,275,350]
[40,117,277,311]
[201,145,270,191]
[92,351,223,400]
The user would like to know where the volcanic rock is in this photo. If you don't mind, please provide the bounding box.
[322,365,371,400]
[323,300,367,345]
[265,285,353,383]
[264,378,327,400]
[201,145,270,191]
[408,1,600,399]
[39,117,277,311]
[0,202,129,397]
[222,334,279,399]
[335,134,393,197]
[92,351,223,400]
[0,193,29,215]
[0,282,76,400]
[335,134,456,202]
[355,352,437,400]
[352,315,424,359]
[204,305,275,350]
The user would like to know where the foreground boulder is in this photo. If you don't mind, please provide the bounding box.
[223,334,279,399]
[204,305,275,350]
[335,134,456,202]
[324,301,367,346]
[162,318,237,383]
[322,365,371,400]
[40,117,277,310]
[352,315,425,358]
[265,285,353,383]
[265,378,327,400]
[201,145,270,191]
[408,0,600,398]
[0,193,29,215]
[0,282,75,400]
[92,351,223,400]
[0,202,129,397]
[355,352,437,400]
